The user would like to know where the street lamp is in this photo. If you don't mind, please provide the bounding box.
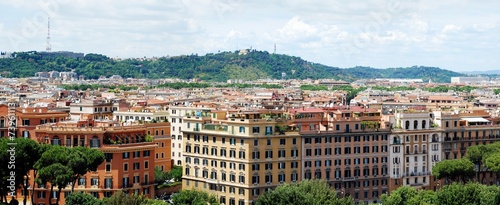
[339,188,345,198]
[23,175,32,205]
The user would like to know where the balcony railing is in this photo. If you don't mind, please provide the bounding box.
[140,181,157,186]
[121,183,134,188]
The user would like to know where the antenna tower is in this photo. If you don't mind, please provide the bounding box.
[46,17,52,52]
[274,43,276,54]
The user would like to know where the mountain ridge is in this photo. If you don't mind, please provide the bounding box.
[0,50,466,83]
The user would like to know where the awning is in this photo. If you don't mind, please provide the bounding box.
[461,117,490,123]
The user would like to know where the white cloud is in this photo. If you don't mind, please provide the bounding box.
[1,0,500,71]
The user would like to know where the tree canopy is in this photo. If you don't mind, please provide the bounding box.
[171,189,219,205]
[383,183,500,205]
[0,51,464,82]
[255,179,353,205]
[431,158,475,183]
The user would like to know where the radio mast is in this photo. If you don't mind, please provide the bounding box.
[46,17,52,52]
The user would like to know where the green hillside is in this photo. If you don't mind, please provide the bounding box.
[0,50,465,83]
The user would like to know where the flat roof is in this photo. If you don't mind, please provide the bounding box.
[461,117,490,123]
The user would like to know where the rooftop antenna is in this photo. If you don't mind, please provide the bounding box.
[46,17,52,52]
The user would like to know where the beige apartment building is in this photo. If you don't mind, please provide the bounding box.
[182,109,300,205]
[292,107,391,204]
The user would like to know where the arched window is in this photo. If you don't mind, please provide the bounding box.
[414,120,418,129]
[405,121,410,129]
[422,120,427,129]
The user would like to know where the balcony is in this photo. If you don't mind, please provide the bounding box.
[121,183,134,189]
[402,172,431,177]
[391,139,402,145]
[140,181,157,186]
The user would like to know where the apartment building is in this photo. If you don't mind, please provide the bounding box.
[169,106,212,166]
[145,122,173,171]
[293,107,391,204]
[0,104,68,138]
[30,120,157,204]
[182,109,301,205]
[388,111,442,192]
[437,109,500,184]
[113,108,169,123]
[69,99,114,121]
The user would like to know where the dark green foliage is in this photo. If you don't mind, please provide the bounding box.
[60,84,139,91]
[171,189,219,205]
[300,84,329,91]
[370,86,416,91]
[383,183,500,205]
[423,85,478,93]
[154,166,182,184]
[256,179,354,205]
[65,192,102,205]
[432,158,475,183]
[0,51,464,82]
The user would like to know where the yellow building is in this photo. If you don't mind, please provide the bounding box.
[182,110,300,205]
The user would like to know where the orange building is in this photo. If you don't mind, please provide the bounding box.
[28,120,157,204]
[145,122,173,171]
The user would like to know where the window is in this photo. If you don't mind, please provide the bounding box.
[91,178,99,186]
[123,152,130,159]
[280,138,286,145]
[239,126,245,133]
[252,127,260,133]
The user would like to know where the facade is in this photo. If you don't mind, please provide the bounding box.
[388,111,442,192]
[29,120,157,204]
[294,107,391,204]
[145,122,173,171]
[182,109,301,205]
[69,100,114,121]
[169,106,212,166]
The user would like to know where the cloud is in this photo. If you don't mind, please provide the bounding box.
[0,0,500,72]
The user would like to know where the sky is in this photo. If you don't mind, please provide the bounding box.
[0,0,499,72]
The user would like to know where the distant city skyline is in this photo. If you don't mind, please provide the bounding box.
[1,0,499,72]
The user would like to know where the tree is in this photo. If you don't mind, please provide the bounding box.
[169,166,183,182]
[68,147,105,192]
[172,189,219,205]
[435,183,484,205]
[0,138,41,203]
[466,144,487,181]
[432,158,475,183]
[485,153,500,179]
[465,142,500,182]
[381,186,436,205]
[65,192,102,205]
[11,138,42,205]
[256,179,353,205]
[101,190,146,205]
[35,145,74,205]
[380,186,418,205]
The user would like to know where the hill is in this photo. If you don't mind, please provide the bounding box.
[0,50,465,83]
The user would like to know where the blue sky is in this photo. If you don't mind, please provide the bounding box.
[0,0,499,72]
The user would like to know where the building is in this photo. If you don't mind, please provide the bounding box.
[69,99,114,122]
[145,122,173,171]
[169,106,212,166]
[388,111,442,192]
[451,77,489,84]
[293,107,391,204]
[29,120,157,204]
[182,109,300,205]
